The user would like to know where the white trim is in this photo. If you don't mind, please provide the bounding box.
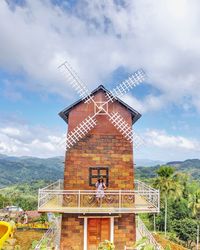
[84,217,87,250]
[110,217,114,243]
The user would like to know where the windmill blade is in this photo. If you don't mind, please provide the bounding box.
[58,61,93,103]
[66,115,97,149]
[132,130,144,150]
[106,69,146,102]
[109,112,144,149]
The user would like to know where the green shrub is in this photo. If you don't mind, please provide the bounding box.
[98,240,115,250]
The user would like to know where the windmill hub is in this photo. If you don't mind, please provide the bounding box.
[95,102,108,115]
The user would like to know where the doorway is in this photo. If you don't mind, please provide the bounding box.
[87,218,110,250]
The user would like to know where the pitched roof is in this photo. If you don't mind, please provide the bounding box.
[59,85,141,124]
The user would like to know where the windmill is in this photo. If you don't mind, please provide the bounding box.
[58,61,146,150]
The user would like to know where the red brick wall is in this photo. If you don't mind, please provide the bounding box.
[64,90,134,190]
[61,89,136,249]
[114,214,136,249]
[61,214,84,250]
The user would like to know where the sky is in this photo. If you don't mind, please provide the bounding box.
[0,0,200,162]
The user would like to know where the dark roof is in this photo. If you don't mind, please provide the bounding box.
[59,85,141,124]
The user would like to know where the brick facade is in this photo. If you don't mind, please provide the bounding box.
[114,214,136,249]
[64,90,134,190]
[61,89,136,249]
[61,214,84,250]
[64,133,134,190]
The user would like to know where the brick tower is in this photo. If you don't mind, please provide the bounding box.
[38,84,160,250]
[59,85,141,249]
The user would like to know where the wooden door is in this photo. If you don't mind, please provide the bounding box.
[87,218,110,250]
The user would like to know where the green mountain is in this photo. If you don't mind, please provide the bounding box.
[0,154,199,187]
[0,154,64,187]
[136,158,200,180]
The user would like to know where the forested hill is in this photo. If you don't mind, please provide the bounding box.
[136,158,200,180]
[0,154,64,187]
[0,154,200,187]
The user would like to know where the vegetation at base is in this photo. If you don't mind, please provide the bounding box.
[98,240,115,250]
[141,166,200,249]
[0,180,50,210]
[30,238,54,250]
[133,237,171,250]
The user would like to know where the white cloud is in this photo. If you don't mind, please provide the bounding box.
[0,0,200,160]
[122,94,165,113]
[144,129,200,150]
[0,123,65,157]
[135,129,200,161]
[0,119,199,161]
[0,0,200,111]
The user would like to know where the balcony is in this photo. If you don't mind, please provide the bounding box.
[38,180,159,214]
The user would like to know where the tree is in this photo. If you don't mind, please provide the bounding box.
[172,218,197,248]
[153,166,182,237]
[188,188,200,218]
[171,197,190,220]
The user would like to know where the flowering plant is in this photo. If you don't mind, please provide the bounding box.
[98,240,115,250]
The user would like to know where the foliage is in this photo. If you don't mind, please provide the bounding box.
[14,246,21,250]
[145,165,200,248]
[133,237,171,250]
[30,237,53,250]
[135,159,200,180]
[98,240,115,250]
[0,180,50,210]
[30,240,39,248]
[153,166,182,236]
[172,218,198,248]
[156,166,175,178]
[133,237,154,250]
[0,154,64,187]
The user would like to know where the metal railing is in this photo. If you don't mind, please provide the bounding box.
[35,216,61,250]
[38,180,159,214]
[135,180,160,212]
[136,216,163,250]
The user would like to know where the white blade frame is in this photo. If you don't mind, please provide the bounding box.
[108,112,144,150]
[66,115,97,149]
[58,60,146,150]
[106,69,146,102]
[58,61,93,103]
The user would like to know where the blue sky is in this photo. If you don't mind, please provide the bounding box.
[0,0,200,162]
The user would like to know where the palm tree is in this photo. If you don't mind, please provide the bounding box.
[153,166,182,237]
[188,188,200,218]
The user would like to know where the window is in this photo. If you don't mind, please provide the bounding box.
[89,167,109,187]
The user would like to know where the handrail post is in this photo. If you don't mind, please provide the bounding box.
[119,190,121,210]
[78,190,81,209]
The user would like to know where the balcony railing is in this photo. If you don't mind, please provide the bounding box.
[136,216,163,250]
[38,180,159,214]
[35,215,61,250]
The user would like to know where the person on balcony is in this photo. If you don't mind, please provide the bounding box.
[95,176,106,206]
